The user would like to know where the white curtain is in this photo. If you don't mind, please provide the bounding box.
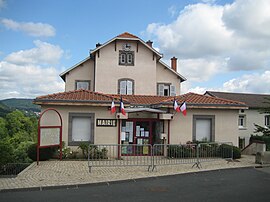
[196,119,211,141]
[72,117,91,141]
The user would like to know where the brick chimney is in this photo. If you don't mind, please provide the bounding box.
[171,57,177,72]
[146,40,153,47]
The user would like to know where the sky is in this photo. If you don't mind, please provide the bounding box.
[0,0,270,100]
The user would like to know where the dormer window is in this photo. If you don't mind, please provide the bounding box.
[119,50,134,66]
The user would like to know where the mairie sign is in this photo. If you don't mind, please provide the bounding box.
[96,119,117,127]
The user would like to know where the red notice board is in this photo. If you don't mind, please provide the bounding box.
[37,108,62,165]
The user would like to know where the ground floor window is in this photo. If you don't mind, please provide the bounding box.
[68,113,94,146]
[238,137,245,149]
[193,115,215,142]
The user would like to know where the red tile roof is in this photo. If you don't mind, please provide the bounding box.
[34,90,247,109]
[36,90,116,103]
[117,32,139,39]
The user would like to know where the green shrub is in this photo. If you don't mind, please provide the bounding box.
[27,143,54,161]
[87,145,108,160]
[78,143,89,159]
[198,143,219,158]
[218,144,241,159]
[167,145,196,158]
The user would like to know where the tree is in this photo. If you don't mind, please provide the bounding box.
[0,110,38,164]
[254,98,270,136]
[0,117,8,139]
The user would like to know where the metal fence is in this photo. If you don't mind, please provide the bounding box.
[152,144,199,170]
[88,144,153,172]
[88,142,233,172]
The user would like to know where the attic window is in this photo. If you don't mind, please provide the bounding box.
[119,51,134,66]
[75,80,90,90]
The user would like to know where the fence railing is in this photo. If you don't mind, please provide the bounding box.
[88,144,153,172]
[88,142,233,172]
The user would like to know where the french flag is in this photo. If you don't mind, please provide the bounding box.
[111,100,116,114]
[180,102,187,116]
[120,97,126,116]
[173,99,180,112]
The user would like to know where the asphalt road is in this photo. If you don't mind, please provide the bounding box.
[1,167,270,202]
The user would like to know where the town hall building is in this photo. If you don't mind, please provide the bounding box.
[34,32,247,152]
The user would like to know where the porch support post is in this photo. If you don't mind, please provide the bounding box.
[168,120,170,144]
[117,118,121,159]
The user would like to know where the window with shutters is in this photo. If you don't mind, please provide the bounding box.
[68,113,94,146]
[157,83,176,96]
[119,51,134,66]
[118,79,134,95]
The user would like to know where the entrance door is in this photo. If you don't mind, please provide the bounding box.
[134,121,151,155]
[121,120,164,155]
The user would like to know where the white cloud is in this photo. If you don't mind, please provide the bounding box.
[0,18,55,37]
[147,4,233,58]
[5,40,63,65]
[222,71,270,93]
[223,0,270,39]
[0,41,65,99]
[145,0,270,88]
[184,71,270,95]
[179,58,226,82]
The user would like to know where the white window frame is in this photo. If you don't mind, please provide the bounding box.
[119,79,134,95]
[238,115,246,129]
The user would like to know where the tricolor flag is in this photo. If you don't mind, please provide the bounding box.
[120,97,126,116]
[180,102,187,116]
[173,99,180,112]
[111,100,116,114]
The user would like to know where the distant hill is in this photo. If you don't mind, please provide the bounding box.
[0,102,12,117]
[0,98,41,117]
